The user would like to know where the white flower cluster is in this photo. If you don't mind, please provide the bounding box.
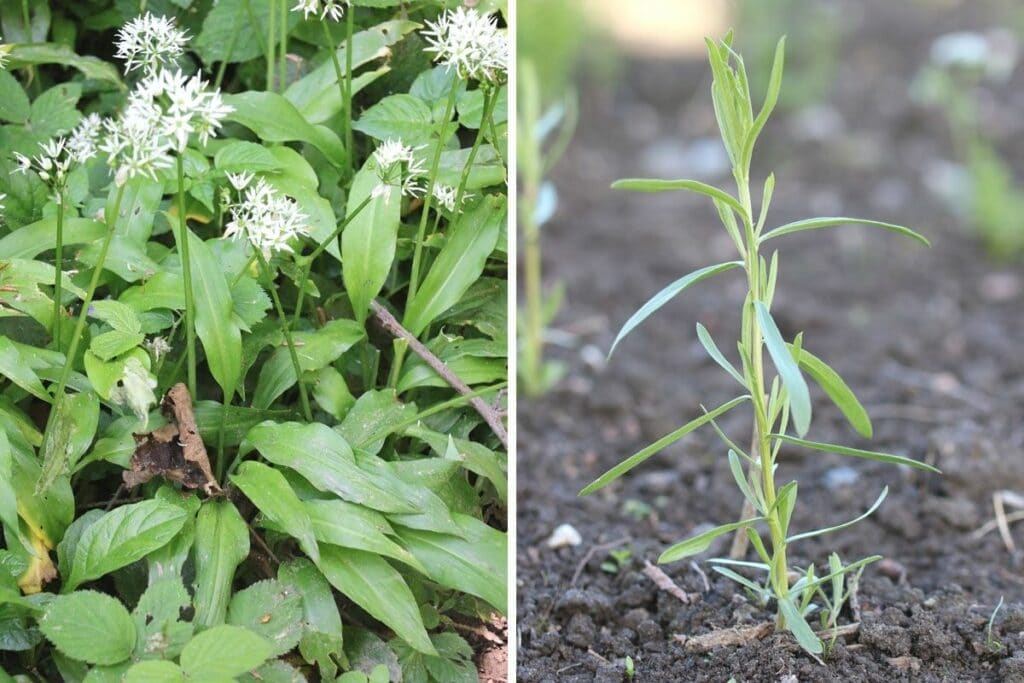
[0,37,9,70]
[13,114,104,194]
[100,69,232,185]
[115,13,189,76]
[291,0,349,22]
[371,139,426,202]
[431,183,460,212]
[224,177,311,256]
[422,7,508,83]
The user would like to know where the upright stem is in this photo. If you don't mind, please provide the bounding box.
[343,8,355,175]
[41,184,127,449]
[51,191,65,349]
[176,156,198,399]
[521,175,542,395]
[266,0,277,91]
[255,249,312,421]
[279,0,289,90]
[451,85,499,217]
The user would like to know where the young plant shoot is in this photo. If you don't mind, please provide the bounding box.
[580,34,938,654]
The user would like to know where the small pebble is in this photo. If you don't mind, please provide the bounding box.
[580,344,607,371]
[823,465,861,491]
[546,523,583,549]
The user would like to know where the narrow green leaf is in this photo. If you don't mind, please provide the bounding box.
[186,229,242,399]
[728,450,761,513]
[773,435,941,473]
[754,301,811,437]
[302,499,424,572]
[40,591,136,665]
[779,597,823,654]
[611,178,744,214]
[742,37,785,171]
[659,517,765,564]
[760,217,929,246]
[788,487,887,543]
[0,217,105,259]
[775,481,798,538]
[342,164,401,323]
[192,500,250,628]
[317,546,437,656]
[179,625,274,680]
[65,500,188,592]
[696,323,746,387]
[403,195,505,337]
[610,261,743,357]
[224,91,347,167]
[580,396,749,495]
[231,461,320,563]
[789,344,872,438]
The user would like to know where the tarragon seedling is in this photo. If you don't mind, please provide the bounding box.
[580,34,939,654]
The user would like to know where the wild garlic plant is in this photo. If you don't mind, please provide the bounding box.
[580,34,938,654]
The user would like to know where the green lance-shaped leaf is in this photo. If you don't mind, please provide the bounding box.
[754,301,811,437]
[316,546,437,656]
[179,625,274,680]
[0,217,105,258]
[788,487,887,543]
[788,344,872,438]
[659,517,765,564]
[696,323,746,387]
[301,499,424,572]
[581,395,750,495]
[64,500,188,592]
[224,91,347,168]
[779,597,823,655]
[192,500,250,628]
[772,434,941,473]
[403,194,506,337]
[609,261,744,357]
[741,36,786,172]
[611,178,745,215]
[279,558,346,678]
[40,591,136,666]
[231,461,319,563]
[760,217,930,246]
[342,164,401,323]
[185,229,242,400]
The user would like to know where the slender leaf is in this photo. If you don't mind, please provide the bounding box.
[789,344,872,438]
[192,500,250,628]
[610,261,743,357]
[773,434,941,473]
[186,229,242,399]
[760,217,929,246]
[788,487,887,543]
[754,301,811,436]
[581,396,750,495]
[659,518,765,564]
[696,323,746,386]
[779,597,822,654]
[612,178,744,215]
[231,461,319,563]
[342,165,401,323]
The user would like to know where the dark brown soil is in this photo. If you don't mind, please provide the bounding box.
[516,2,1024,681]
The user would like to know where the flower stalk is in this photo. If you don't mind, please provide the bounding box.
[176,156,198,398]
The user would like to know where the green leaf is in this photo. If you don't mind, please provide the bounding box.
[7,44,122,87]
[659,518,765,564]
[772,434,941,473]
[185,230,242,400]
[754,301,811,437]
[317,546,436,656]
[194,0,300,65]
[789,344,872,438]
[192,500,250,629]
[0,71,29,123]
[132,578,192,661]
[0,217,106,259]
[279,559,345,677]
[65,500,188,592]
[696,323,746,387]
[741,36,785,171]
[40,591,136,666]
[179,625,274,680]
[341,164,401,323]
[303,499,424,572]
[252,319,364,409]
[353,94,435,146]
[123,660,184,683]
[779,597,823,654]
[760,217,930,246]
[339,389,417,454]
[609,262,743,357]
[244,422,417,513]
[225,91,347,168]
[0,336,48,401]
[0,433,30,552]
[394,513,507,613]
[227,579,304,657]
[611,178,745,215]
[231,461,320,563]
[214,141,282,175]
[788,487,887,543]
[580,396,750,495]
[403,195,506,337]
[727,450,761,513]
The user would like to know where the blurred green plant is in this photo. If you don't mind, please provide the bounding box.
[581,33,937,656]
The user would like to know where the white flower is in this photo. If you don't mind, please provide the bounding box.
[224,178,310,256]
[10,112,104,193]
[66,113,104,164]
[0,193,5,213]
[372,138,426,202]
[115,13,189,76]
[227,171,254,191]
[431,184,461,212]
[291,0,349,22]
[422,7,508,82]
[100,89,174,186]
[110,356,158,425]
[144,336,171,361]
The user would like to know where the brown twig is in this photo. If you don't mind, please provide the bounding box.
[370,300,508,449]
[643,560,695,605]
[570,536,630,587]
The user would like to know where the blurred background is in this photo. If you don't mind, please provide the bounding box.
[517,1,1024,680]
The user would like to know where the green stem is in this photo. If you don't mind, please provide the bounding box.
[279,0,288,90]
[521,170,543,396]
[266,0,277,91]
[451,85,499,216]
[215,391,229,483]
[292,195,373,325]
[41,184,127,450]
[343,7,355,175]
[176,156,198,399]
[51,191,65,349]
[321,19,350,175]
[213,1,246,90]
[255,249,312,421]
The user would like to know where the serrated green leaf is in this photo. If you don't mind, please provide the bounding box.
[40,591,136,665]
[227,579,304,658]
[179,625,274,679]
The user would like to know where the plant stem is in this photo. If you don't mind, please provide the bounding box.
[292,195,373,325]
[344,8,355,175]
[51,191,65,349]
[279,0,288,91]
[521,169,543,396]
[255,249,312,422]
[266,0,277,92]
[215,391,229,483]
[321,18,352,177]
[214,1,246,91]
[176,156,198,399]
[41,184,127,450]
[451,85,499,213]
